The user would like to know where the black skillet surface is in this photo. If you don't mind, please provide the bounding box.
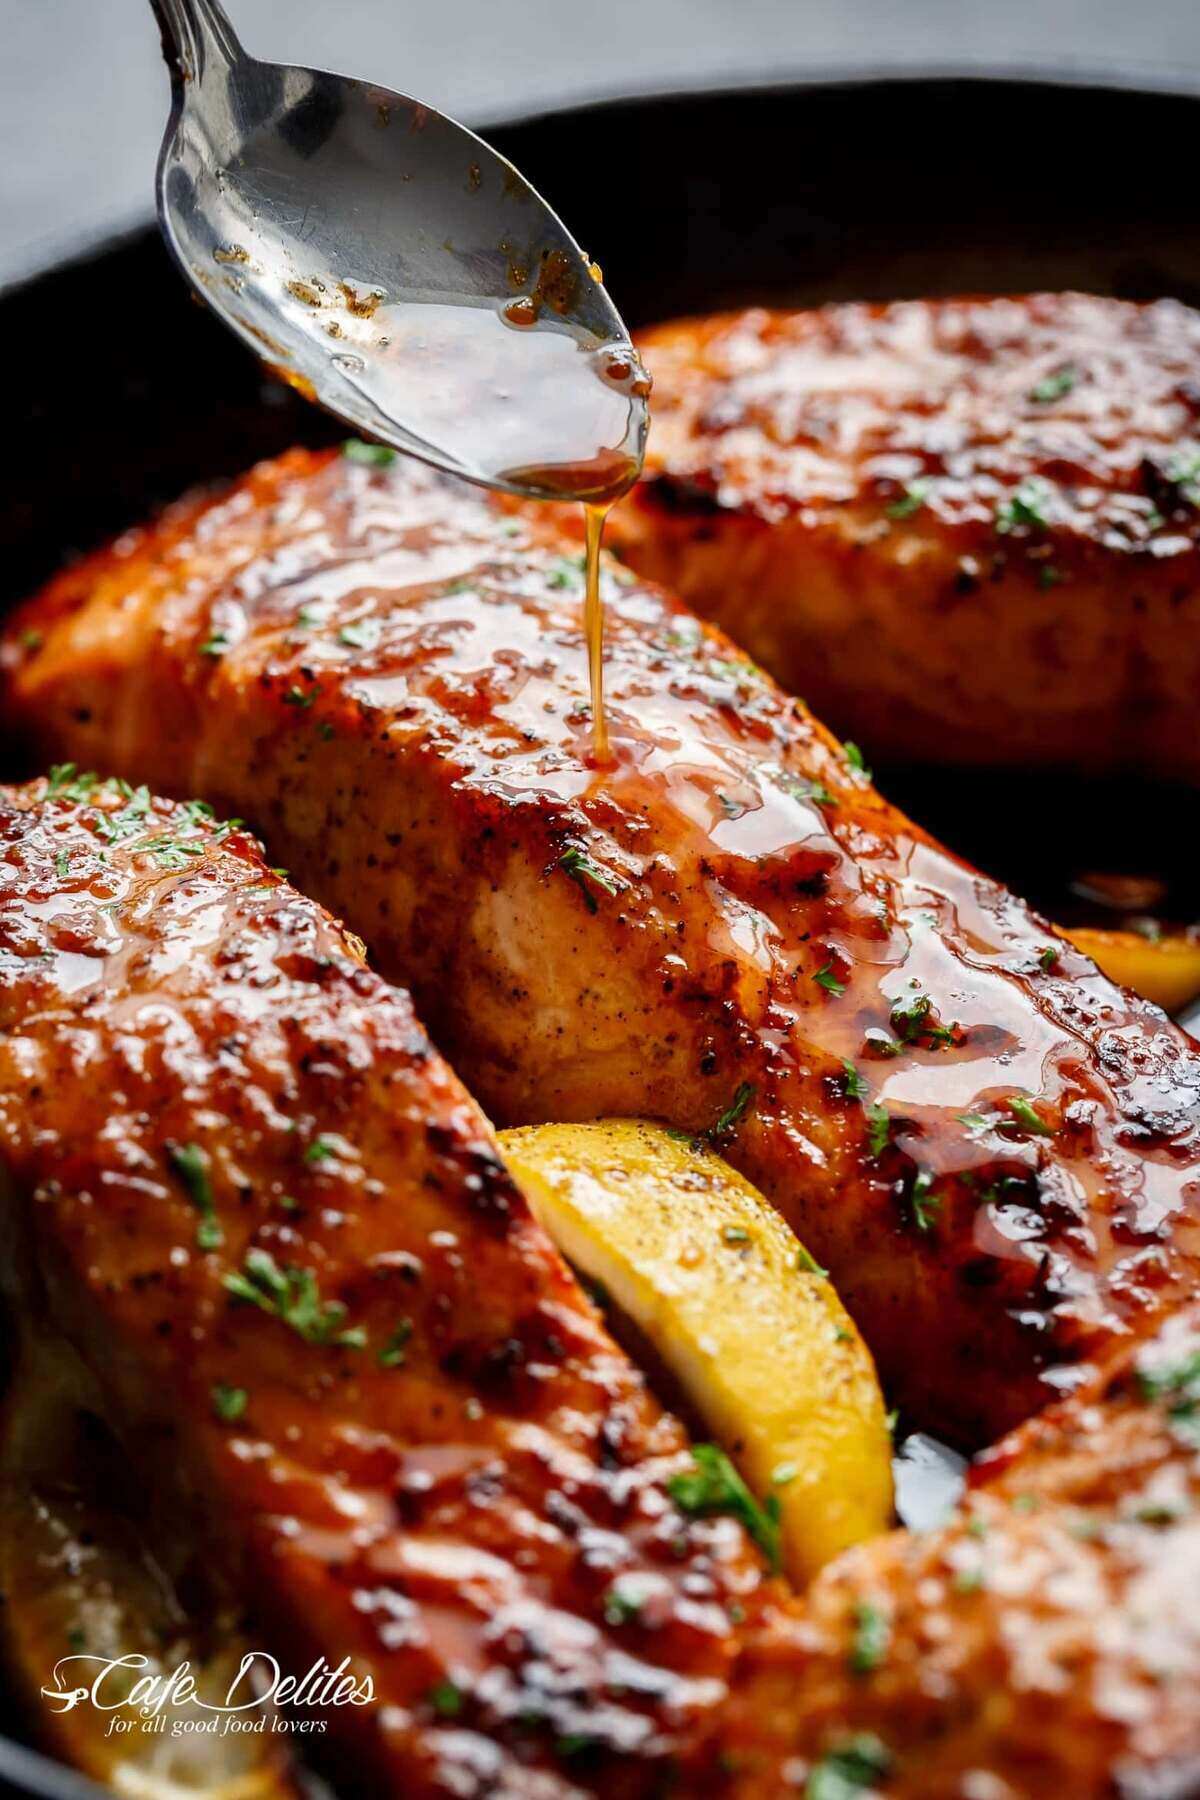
[1,71,1199,1799]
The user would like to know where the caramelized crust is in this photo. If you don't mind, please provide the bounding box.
[5,450,1200,1451]
[0,781,776,1796]
[605,295,1200,776]
[717,1306,1200,1797]
[4,781,1200,1796]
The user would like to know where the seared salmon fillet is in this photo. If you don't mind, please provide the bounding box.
[0,777,778,1797]
[605,295,1200,778]
[5,781,1200,1798]
[5,448,1200,1448]
[716,1304,1200,1798]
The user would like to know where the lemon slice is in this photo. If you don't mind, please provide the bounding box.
[0,1332,298,1800]
[499,1118,893,1580]
[1062,926,1200,1015]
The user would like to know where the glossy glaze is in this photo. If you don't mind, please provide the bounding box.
[0,780,779,1796]
[4,782,1200,1797]
[713,1305,1200,1797]
[605,295,1200,776]
[5,448,1200,1449]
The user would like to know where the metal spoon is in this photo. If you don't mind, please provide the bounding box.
[147,0,649,502]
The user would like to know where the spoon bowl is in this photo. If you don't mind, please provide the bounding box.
[149,0,648,501]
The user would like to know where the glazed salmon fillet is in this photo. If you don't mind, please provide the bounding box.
[3,780,1200,1798]
[0,778,777,1797]
[605,294,1200,778]
[5,448,1200,1449]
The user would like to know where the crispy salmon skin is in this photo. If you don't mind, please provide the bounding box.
[605,294,1200,776]
[5,448,1200,1451]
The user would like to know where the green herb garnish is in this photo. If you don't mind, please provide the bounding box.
[668,1444,781,1572]
[866,1103,891,1160]
[843,742,871,781]
[1007,1095,1054,1138]
[211,1383,248,1422]
[168,1142,223,1250]
[559,845,622,913]
[711,1081,755,1140]
[814,961,846,997]
[806,1733,892,1800]
[342,439,397,467]
[886,478,931,520]
[223,1247,365,1348]
[602,1581,645,1627]
[849,1599,890,1675]
[199,633,229,658]
[338,620,382,651]
[909,1169,941,1232]
[378,1319,413,1368]
[995,476,1054,534]
[794,1244,829,1279]
[428,1679,463,1717]
[1137,1347,1200,1445]
[841,1060,868,1102]
[1028,364,1077,404]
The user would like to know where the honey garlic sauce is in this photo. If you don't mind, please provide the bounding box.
[9,447,1200,1448]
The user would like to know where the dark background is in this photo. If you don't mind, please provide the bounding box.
[4,0,1200,287]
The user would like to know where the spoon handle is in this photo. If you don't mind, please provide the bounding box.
[148,0,243,75]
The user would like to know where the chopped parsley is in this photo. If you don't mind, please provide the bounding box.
[866,1103,891,1160]
[199,632,229,658]
[668,1444,781,1572]
[849,1599,890,1675]
[889,990,954,1047]
[843,742,871,781]
[428,1679,463,1717]
[168,1142,223,1250]
[885,478,931,520]
[909,1169,941,1233]
[545,557,583,589]
[211,1383,248,1422]
[712,1081,755,1140]
[1137,1347,1200,1445]
[142,835,206,871]
[814,961,846,997]
[1038,564,1063,591]
[378,1319,413,1367]
[1164,444,1200,508]
[1039,944,1059,971]
[19,628,42,652]
[722,1223,751,1245]
[223,1247,365,1348]
[1027,364,1077,404]
[304,1134,340,1165]
[841,1060,869,1102]
[338,619,382,651]
[806,1734,892,1799]
[46,764,99,804]
[995,476,1054,535]
[602,1581,646,1627]
[283,683,318,709]
[342,439,397,467]
[559,845,622,913]
[795,1243,829,1279]
[55,849,69,881]
[1006,1095,1054,1138]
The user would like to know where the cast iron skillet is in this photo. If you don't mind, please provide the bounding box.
[1,71,1199,1800]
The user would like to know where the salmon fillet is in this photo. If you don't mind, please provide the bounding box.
[5,447,1200,1451]
[605,294,1200,778]
[0,777,776,1797]
[2,782,1200,1797]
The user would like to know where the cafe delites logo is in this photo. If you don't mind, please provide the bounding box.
[41,1650,375,1740]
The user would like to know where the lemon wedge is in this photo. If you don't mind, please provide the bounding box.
[0,1332,298,1800]
[1063,926,1200,1014]
[499,1118,893,1580]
